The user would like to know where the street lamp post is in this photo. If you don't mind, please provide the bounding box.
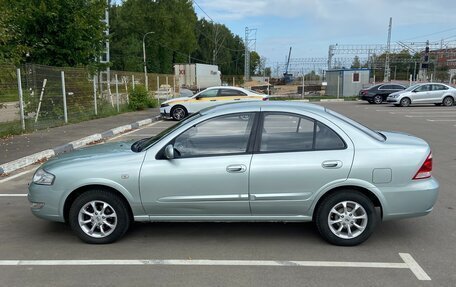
[143,31,155,91]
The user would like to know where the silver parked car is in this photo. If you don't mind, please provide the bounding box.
[387,83,456,107]
[28,102,438,246]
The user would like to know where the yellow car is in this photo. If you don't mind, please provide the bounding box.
[160,86,269,120]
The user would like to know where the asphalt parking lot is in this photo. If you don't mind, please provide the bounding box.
[0,102,455,286]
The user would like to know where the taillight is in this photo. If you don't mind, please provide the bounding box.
[413,152,432,180]
[262,97,269,101]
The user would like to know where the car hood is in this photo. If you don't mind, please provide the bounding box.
[389,90,408,96]
[163,96,192,104]
[42,141,138,170]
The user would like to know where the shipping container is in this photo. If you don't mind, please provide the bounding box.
[174,64,221,90]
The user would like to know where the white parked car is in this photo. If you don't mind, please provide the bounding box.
[160,86,269,120]
[387,83,456,107]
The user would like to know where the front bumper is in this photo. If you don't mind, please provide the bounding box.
[28,183,65,222]
[386,97,399,103]
[160,107,170,118]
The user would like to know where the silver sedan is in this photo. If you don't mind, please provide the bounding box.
[28,102,438,246]
[387,83,456,107]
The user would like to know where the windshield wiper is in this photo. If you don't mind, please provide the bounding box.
[131,138,149,152]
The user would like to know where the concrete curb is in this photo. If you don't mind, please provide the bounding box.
[319,99,345,102]
[0,116,161,176]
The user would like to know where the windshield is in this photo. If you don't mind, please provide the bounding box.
[131,113,201,152]
[326,109,385,141]
[405,84,420,91]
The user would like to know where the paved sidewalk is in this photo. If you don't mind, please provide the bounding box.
[0,108,160,165]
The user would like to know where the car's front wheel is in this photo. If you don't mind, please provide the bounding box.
[399,97,411,107]
[69,190,131,244]
[171,105,188,121]
[315,191,377,246]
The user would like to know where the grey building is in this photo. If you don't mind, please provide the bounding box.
[325,69,370,97]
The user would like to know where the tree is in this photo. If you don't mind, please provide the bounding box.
[351,56,361,68]
[1,0,107,67]
[264,67,272,77]
[110,0,198,74]
[250,51,260,76]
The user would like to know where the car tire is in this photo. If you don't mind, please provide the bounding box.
[442,96,454,107]
[315,190,377,246]
[171,105,188,121]
[373,95,383,104]
[69,190,131,244]
[399,97,411,107]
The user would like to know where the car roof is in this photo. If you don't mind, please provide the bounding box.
[204,86,245,90]
[200,101,326,116]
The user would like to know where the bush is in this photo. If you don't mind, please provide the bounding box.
[128,84,152,110]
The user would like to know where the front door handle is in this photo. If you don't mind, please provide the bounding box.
[322,160,342,169]
[210,99,216,102]
[226,164,247,173]
[234,98,241,101]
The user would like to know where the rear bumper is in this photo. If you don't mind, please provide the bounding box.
[381,177,439,221]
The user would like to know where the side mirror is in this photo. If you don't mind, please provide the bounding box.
[164,144,175,159]
[195,95,201,100]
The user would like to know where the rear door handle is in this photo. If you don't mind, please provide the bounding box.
[210,100,217,102]
[226,164,247,173]
[234,98,241,101]
[322,160,342,169]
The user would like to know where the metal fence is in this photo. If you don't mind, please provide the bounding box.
[0,64,174,137]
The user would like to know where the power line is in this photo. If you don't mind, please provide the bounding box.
[401,27,456,41]
[192,0,214,22]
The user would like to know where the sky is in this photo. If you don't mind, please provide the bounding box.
[194,0,456,69]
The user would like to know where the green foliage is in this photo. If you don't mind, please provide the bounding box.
[351,56,361,68]
[128,84,151,110]
[1,0,106,66]
[250,51,261,76]
[111,0,198,74]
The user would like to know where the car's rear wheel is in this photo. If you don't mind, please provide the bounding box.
[399,97,411,107]
[69,190,131,244]
[171,105,188,121]
[443,96,454,107]
[315,191,377,246]
[373,95,383,104]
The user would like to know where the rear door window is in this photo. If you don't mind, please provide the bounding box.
[219,89,247,97]
[259,113,345,153]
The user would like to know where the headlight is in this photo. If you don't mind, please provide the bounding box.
[32,169,55,185]
[160,103,169,108]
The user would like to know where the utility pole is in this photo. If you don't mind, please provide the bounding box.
[142,31,155,91]
[244,27,257,82]
[384,17,392,82]
[244,27,250,82]
[100,0,112,106]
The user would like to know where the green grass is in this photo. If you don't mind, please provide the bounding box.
[0,104,136,139]
[0,92,18,103]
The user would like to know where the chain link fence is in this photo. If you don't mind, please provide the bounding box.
[0,64,175,137]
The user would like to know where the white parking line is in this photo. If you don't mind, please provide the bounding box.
[0,253,430,281]
[0,194,27,197]
[0,168,36,183]
[376,109,456,112]
[405,115,456,118]
[108,121,163,142]
[427,119,456,122]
